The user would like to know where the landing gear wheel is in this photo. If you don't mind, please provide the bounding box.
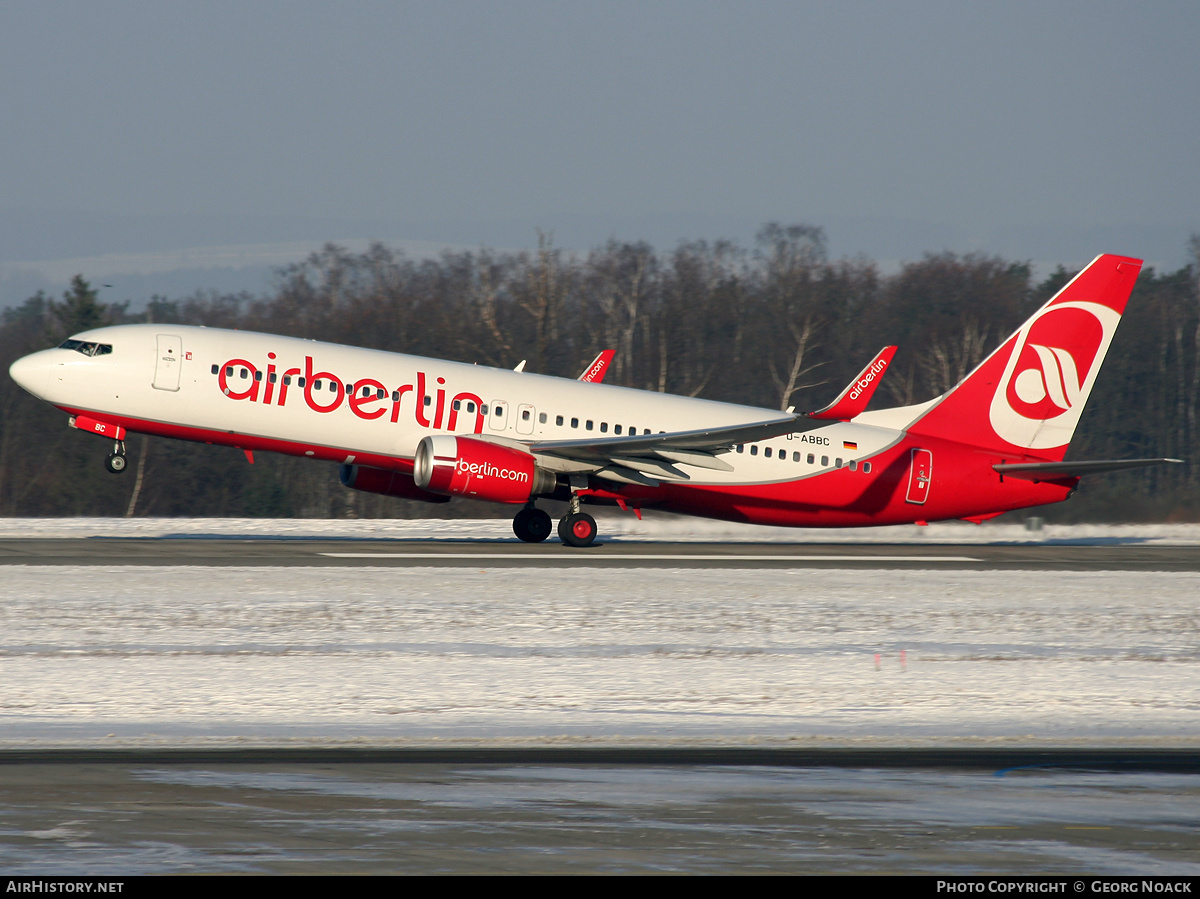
[559,512,598,547]
[513,507,552,543]
[105,453,127,474]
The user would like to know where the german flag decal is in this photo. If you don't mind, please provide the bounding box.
[843,440,858,450]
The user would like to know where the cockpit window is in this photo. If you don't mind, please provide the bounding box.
[59,339,113,357]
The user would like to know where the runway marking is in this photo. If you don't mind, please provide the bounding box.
[318,552,981,562]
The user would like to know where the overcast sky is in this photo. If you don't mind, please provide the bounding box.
[2,0,1198,300]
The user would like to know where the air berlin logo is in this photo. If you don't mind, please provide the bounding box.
[988,301,1120,450]
[848,357,888,401]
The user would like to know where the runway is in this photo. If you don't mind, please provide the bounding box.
[2,537,1200,569]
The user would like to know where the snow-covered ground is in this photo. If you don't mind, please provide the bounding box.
[1,564,1197,749]
[0,516,1198,543]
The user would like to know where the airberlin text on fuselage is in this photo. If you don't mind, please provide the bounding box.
[216,354,486,434]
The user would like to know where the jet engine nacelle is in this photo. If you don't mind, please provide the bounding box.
[414,435,556,503]
[339,463,451,504]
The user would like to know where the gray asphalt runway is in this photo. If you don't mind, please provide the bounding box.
[2,758,1198,875]
[1,537,1198,569]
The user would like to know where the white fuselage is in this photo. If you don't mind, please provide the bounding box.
[12,323,898,485]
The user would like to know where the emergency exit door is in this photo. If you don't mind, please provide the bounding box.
[906,448,932,504]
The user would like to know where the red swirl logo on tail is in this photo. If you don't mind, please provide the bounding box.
[989,302,1116,450]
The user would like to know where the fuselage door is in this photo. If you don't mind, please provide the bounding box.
[488,400,508,431]
[516,403,535,435]
[153,334,182,391]
[905,448,932,504]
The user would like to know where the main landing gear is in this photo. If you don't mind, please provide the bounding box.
[512,505,553,543]
[104,440,127,474]
[557,511,597,547]
[556,492,598,547]
[511,496,599,547]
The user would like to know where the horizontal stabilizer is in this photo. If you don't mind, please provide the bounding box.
[993,458,1183,481]
[808,346,897,420]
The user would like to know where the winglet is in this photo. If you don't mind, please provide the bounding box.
[807,346,897,420]
[579,349,615,383]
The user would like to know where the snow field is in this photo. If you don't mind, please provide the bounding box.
[0,566,1197,747]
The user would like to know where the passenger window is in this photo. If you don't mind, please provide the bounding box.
[750,445,758,456]
[253,371,261,381]
[226,366,233,377]
[453,400,461,411]
[764,447,772,458]
[807,454,814,464]
[863,462,872,474]
[521,409,531,421]
[571,417,579,428]
[314,379,322,389]
[376,388,385,399]
[600,422,608,433]
[481,405,488,415]
[586,420,593,431]
[211,364,219,375]
[539,413,547,424]
[614,425,622,435]
[556,415,564,426]
[240,368,249,379]
[283,376,291,386]
[298,377,306,387]
[269,373,277,384]
[736,445,744,453]
[849,460,857,471]
[792,452,800,462]
[392,391,400,402]
[835,458,843,468]
[468,402,476,413]
[821,455,829,466]
[424,396,432,406]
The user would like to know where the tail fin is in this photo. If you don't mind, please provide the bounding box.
[909,253,1142,460]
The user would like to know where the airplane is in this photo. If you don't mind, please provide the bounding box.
[8,253,1180,546]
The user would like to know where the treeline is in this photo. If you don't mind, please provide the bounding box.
[1,226,1197,521]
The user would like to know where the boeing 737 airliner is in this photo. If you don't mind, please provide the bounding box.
[8,254,1178,545]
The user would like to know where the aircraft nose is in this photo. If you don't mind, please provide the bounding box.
[8,350,51,396]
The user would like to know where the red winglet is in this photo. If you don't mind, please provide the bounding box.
[578,350,615,383]
[807,346,897,420]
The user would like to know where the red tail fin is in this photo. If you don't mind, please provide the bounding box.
[909,254,1142,460]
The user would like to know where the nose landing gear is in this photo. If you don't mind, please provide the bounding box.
[104,440,127,474]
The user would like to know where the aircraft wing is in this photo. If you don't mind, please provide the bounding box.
[526,414,804,484]
[993,458,1183,480]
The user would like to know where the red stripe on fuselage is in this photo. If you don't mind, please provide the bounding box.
[56,406,414,474]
